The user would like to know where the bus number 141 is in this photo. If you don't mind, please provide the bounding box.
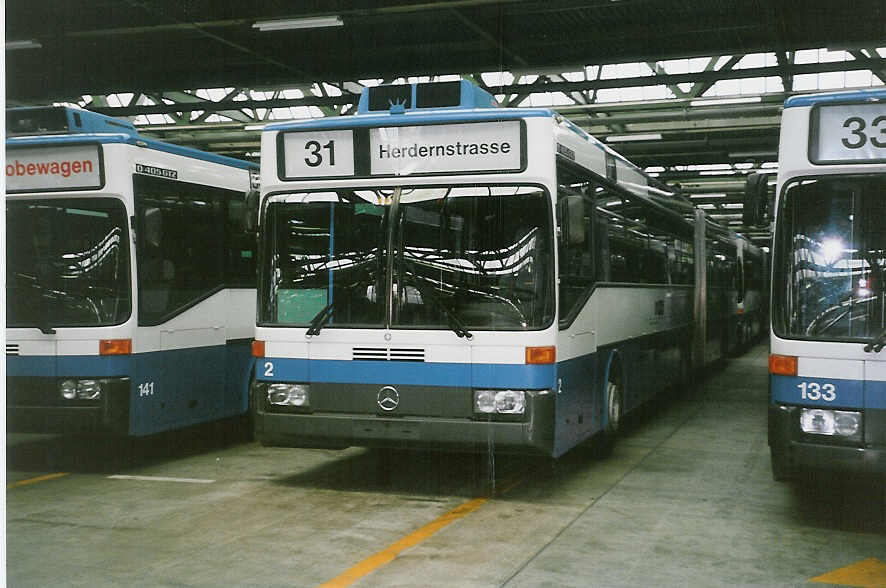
[797,381,836,402]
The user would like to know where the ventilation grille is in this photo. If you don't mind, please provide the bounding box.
[6,344,20,356]
[352,347,425,362]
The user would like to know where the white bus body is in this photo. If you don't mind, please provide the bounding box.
[769,88,886,478]
[6,107,259,436]
[252,81,762,456]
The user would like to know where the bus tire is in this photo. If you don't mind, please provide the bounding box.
[597,360,624,457]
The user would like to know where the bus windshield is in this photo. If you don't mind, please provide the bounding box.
[6,198,131,330]
[260,185,554,331]
[774,175,886,341]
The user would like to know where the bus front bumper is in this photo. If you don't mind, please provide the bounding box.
[256,412,554,454]
[254,383,556,455]
[768,404,886,477]
[6,376,131,435]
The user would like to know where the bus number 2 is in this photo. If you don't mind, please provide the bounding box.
[797,381,836,402]
[264,361,275,377]
[304,140,335,167]
[138,381,155,397]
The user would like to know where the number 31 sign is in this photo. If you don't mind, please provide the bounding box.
[282,130,355,178]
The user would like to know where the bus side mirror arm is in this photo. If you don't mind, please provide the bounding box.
[245,189,260,232]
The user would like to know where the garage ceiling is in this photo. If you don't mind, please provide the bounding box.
[7,0,886,241]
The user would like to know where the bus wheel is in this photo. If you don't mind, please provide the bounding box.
[595,362,623,457]
[606,374,623,436]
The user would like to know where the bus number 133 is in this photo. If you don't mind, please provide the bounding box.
[798,381,836,402]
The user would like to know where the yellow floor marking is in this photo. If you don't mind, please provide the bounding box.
[317,496,489,588]
[6,472,69,489]
[809,558,886,588]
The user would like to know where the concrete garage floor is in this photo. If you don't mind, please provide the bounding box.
[6,342,886,587]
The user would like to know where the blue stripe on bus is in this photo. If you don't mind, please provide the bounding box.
[6,354,132,377]
[264,109,555,132]
[866,381,886,409]
[771,374,863,409]
[8,342,253,436]
[784,88,886,108]
[257,357,557,389]
[7,135,258,171]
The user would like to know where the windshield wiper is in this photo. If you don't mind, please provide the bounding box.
[400,272,472,339]
[306,302,334,337]
[38,322,57,335]
[864,327,886,353]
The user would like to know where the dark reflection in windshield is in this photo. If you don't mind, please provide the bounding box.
[260,185,554,331]
[774,175,886,341]
[7,198,131,329]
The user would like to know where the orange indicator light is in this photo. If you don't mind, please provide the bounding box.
[99,339,132,355]
[526,346,556,364]
[769,354,798,376]
[252,340,266,358]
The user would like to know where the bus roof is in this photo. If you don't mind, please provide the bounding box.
[7,132,258,171]
[264,107,555,132]
[784,87,886,108]
[7,106,258,171]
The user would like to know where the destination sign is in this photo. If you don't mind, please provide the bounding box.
[370,121,522,176]
[812,102,886,163]
[279,120,523,180]
[6,144,103,192]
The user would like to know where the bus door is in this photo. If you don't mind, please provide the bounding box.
[864,359,886,447]
[134,182,229,431]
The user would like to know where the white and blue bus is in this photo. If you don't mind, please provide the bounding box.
[6,106,259,436]
[769,88,886,479]
[251,80,763,457]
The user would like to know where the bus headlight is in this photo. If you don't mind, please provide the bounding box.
[473,390,525,415]
[800,408,861,438]
[59,379,78,400]
[58,378,103,401]
[834,411,861,436]
[77,380,103,401]
[267,383,310,407]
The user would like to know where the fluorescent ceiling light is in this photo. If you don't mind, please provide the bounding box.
[254,16,343,31]
[606,133,662,142]
[244,124,266,131]
[6,39,42,50]
[689,193,727,199]
[689,96,763,107]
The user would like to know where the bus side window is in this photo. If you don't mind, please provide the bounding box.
[226,197,257,287]
[135,175,226,325]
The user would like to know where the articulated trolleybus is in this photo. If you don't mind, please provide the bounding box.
[252,80,761,457]
[6,107,259,436]
[769,88,886,479]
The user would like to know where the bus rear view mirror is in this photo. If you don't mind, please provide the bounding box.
[743,173,769,227]
[565,194,585,245]
[245,189,260,232]
[143,207,162,248]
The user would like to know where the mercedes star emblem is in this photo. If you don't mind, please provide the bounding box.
[377,386,400,411]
